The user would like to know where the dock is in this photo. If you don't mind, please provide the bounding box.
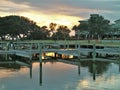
[0,41,120,62]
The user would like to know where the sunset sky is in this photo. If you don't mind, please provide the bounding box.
[0,0,120,28]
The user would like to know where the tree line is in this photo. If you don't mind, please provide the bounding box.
[0,15,71,40]
[72,14,112,41]
[0,14,116,41]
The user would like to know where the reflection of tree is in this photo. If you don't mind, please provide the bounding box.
[80,61,110,74]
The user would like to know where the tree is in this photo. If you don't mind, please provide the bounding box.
[52,25,70,40]
[72,14,110,42]
[40,26,50,39]
[0,15,40,40]
[72,21,89,40]
[49,22,57,36]
[88,14,110,40]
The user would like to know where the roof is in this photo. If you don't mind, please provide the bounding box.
[115,19,120,23]
[111,23,120,28]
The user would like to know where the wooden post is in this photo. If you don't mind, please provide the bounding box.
[54,53,57,58]
[67,41,69,49]
[75,43,77,49]
[29,43,32,62]
[93,62,96,80]
[42,42,45,49]
[5,42,9,60]
[78,43,80,60]
[78,43,80,75]
[1,42,4,49]
[92,44,96,61]
[58,54,62,59]
[64,44,66,50]
[38,43,43,86]
[39,44,42,62]
[78,60,81,75]
[30,63,32,79]
[119,55,120,72]
[39,62,42,86]
[78,43,80,49]
[92,44,96,80]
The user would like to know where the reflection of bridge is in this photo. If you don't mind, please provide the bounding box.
[0,58,120,85]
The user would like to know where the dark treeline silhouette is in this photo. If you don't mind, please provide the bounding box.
[72,14,112,41]
[0,15,71,40]
[0,15,50,40]
[0,14,119,40]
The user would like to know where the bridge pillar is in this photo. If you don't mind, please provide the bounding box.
[119,55,120,72]
[39,44,42,62]
[92,62,96,80]
[92,44,96,61]
[58,54,62,59]
[54,53,57,58]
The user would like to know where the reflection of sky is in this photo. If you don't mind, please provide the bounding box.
[0,62,120,90]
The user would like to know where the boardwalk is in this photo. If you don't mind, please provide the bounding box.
[0,41,120,61]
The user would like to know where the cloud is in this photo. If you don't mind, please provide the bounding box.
[1,0,120,25]
[3,0,119,18]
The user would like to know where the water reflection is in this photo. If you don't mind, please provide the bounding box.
[39,62,42,86]
[92,62,96,80]
[30,63,32,79]
[78,60,81,75]
[0,60,31,79]
[119,60,120,72]
[0,59,120,90]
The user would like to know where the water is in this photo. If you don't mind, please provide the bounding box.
[0,60,120,90]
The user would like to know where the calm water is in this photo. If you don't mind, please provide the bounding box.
[0,60,120,90]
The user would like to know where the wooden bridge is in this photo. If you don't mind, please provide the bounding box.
[0,41,120,61]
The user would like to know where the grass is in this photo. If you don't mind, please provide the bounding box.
[0,40,120,46]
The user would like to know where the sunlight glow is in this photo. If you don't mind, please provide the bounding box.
[19,11,81,28]
[0,0,82,31]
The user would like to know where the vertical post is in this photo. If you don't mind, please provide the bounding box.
[92,44,96,61]
[54,53,57,58]
[119,55,120,72]
[67,41,69,49]
[39,44,42,86]
[1,42,3,49]
[39,44,42,62]
[5,42,9,60]
[42,42,46,49]
[30,63,32,79]
[78,43,81,75]
[64,39,67,49]
[39,61,42,86]
[78,43,80,60]
[58,54,62,59]
[92,62,96,80]
[78,60,81,75]
[29,43,32,62]
[75,43,77,49]
[92,44,96,80]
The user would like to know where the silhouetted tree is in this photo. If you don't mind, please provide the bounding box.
[0,15,41,40]
[72,14,110,42]
[49,22,57,36]
[88,14,110,40]
[52,25,70,40]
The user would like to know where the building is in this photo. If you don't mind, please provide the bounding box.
[110,19,120,39]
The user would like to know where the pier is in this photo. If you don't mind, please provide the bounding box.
[0,41,120,62]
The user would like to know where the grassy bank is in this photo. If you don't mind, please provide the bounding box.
[1,40,120,46]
